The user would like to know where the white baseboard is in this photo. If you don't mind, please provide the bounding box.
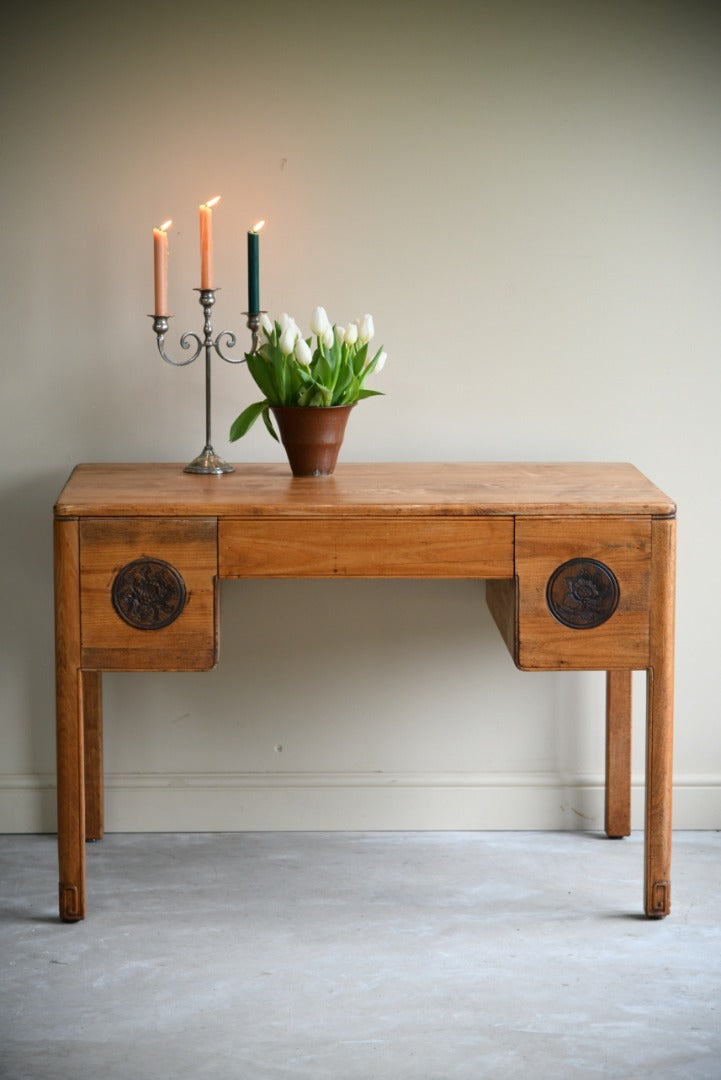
[1,771,720,832]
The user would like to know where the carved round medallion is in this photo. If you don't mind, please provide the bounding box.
[546,557,619,630]
[112,558,186,630]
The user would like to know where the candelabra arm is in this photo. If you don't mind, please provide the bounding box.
[214,330,246,364]
[179,331,204,363]
[150,316,202,367]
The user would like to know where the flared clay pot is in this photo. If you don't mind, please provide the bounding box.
[271,404,355,477]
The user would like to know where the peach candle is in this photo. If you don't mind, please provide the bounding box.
[153,219,172,316]
[199,196,221,289]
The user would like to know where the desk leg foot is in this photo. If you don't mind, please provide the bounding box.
[59,883,84,923]
[605,670,632,838]
[644,517,675,919]
[646,880,671,919]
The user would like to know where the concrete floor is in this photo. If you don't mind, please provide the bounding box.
[1,832,720,1079]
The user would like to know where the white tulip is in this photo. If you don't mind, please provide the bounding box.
[335,325,346,343]
[344,322,358,346]
[277,312,294,333]
[279,324,297,355]
[295,337,312,366]
[322,324,334,349]
[375,349,387,373]
[358,313,375,343]
[260,312,274,335]
[310,305,330,337]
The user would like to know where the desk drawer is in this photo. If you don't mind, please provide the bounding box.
[514,516,651,670]
[219,517,513,578]
[79,518,218,671]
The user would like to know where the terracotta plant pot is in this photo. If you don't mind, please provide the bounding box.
[271,404,354,477]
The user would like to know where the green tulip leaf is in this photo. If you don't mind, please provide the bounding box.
[353,342,368,375]
[247,354,278,404]
[229,399,269,441]
[262,405,279,441]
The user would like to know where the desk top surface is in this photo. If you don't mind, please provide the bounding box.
[55,462,675,518]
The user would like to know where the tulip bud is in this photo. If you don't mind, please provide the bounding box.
[335,325,346,343]
[310,306,330,337]
[322,325,334,349]
[344,322,358,346]
[375,349,387,373]
[295,337,312,366]
[260,312,274,335]
[358,314,375,343]
[279,324,297,356]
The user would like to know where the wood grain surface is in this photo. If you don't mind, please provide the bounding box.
[219,517,514,578]
[55,462,676,519]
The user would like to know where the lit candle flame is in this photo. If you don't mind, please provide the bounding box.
[251,219,265,233]
[205,195,221,209]
[160,219,172,232]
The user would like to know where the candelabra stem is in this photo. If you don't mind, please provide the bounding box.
[205,344,212,448]
[183,289,234,474]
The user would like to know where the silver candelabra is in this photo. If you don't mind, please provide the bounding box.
[151,288,261,474]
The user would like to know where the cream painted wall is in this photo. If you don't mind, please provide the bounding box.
[1,1,720,832]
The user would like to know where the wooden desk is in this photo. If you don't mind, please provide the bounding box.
[54,463,676,921]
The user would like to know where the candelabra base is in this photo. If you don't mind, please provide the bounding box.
[183,446,234,475]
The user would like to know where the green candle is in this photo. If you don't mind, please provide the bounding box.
[247,220,264,313]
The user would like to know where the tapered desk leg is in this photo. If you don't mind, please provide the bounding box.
[83,671,104,841]
[605,671,632,838]
[54,518,86,922]
[644,517,676,918]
